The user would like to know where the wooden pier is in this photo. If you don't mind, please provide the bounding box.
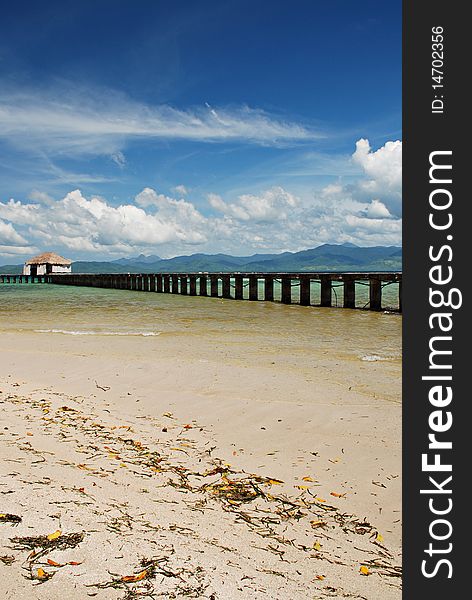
[0,274,48,284]
[0,271,403,311]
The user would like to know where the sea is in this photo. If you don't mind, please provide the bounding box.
[0,282,401,367]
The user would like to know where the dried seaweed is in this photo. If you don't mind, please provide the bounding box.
[10,531,84,552]
[0,513,22,524]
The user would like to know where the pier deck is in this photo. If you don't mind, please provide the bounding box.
[1,272,402,311]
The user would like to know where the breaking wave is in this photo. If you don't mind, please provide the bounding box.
[34,329,160,337]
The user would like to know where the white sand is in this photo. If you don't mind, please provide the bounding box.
[0,329,401,599]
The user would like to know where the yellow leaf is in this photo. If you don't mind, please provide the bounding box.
[314,541,322,551]
[315,497,326,503]
[310,520,325,529]
[330,491,346,498]
[121,569,147,583]
[295,485,310,490]
[47,529,62,541]
[302,476,315,482]
[360,565,370,576]
[36,568,50,580]
[376,533,384,543]
[314,575,325,580]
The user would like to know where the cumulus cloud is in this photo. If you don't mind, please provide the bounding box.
[365,199,392,219]
[353,138,401,187]
[208,187,298,222]
[0,138,402,262]
[0,189,208,258]
[0,218,29,246]
[351,138,402,215]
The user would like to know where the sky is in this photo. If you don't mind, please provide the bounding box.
[0,0,401,262]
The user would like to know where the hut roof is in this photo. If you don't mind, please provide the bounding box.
[26,252,72,266]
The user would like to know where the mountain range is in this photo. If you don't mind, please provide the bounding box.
[1,244,402,274]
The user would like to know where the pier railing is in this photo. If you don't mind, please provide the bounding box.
[0,271,404,312]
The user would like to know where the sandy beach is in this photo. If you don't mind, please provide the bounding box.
[0,302,401,600]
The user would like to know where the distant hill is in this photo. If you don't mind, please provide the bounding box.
[0,264,22,274]
[0,244,402,275]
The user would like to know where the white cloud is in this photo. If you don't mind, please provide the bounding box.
[172,185,188,196]
[351,138,402,215]
[0,189,208,259]
[208,187,298,222]
[365,199,392,219]
[0,84,319,159]
[0,138,402,262]
[0,218,29,245]
[353,138,401,187]
[111,151,126,168]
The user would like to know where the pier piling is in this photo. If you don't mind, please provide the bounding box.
[222,274,231,298]
[281,277,291,304]
[320,275,332,307]
[343,277,356,309]
[210,275,219,297]
[234,275,243,300]
[369,277,382,311]
[300,276,311,306]
[199,275,208,296]
[249,275,258,301]
[264,276,274,302]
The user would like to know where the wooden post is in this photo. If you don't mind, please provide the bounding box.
[156,274,162,292]
[199,275,208,296]
[281,276,291,304]
[249,275,258,301]
[149,274,155,292]
[369,277,382,311]
[171,274,179,294]
[320,275,332,307]
[189,275,197,295]
[210,275,219,297]
[299,275,311,306]
[221,275,231,298]
[234,274,243,300]
[343,276,356,309]
[163,274,170,293]
[264,276,274,301]
[398,279,402,313]
[180,275,188,295]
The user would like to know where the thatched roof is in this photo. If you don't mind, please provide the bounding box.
[26,252,72,266]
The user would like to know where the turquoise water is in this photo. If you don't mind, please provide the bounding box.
[0,283,401,365]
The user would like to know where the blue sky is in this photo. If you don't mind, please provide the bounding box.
[0,0,401,261]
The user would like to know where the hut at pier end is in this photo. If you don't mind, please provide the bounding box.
[23,252,72,276]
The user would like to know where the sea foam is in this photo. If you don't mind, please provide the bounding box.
[34,329,160,337]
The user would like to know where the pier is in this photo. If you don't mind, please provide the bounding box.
[1,272,402,311]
